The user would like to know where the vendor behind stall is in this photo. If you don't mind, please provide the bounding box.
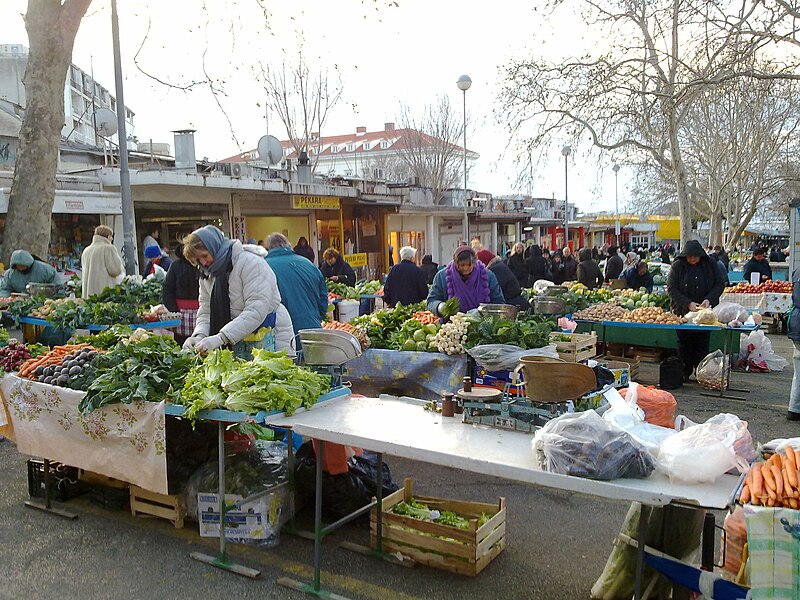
[743,247,772,283]
[181,226,294,357]
[477,249,529,309]
[427,246,504,315]
[0,250,58,297]
[624,261,654,292]
[143,245,172,279]
[667,240,725,381]
[320,248,356,287]
[162,242,200,345]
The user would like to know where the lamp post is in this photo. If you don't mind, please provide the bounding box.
[457,75,472,243]
[561,145,570,250]
[613,163,620,246]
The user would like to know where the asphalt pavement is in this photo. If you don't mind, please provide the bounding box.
[1,334,798,600]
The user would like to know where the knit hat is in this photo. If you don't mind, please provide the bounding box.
[476,249,496,265]
[144,245,162,259]
[453,245,475,261]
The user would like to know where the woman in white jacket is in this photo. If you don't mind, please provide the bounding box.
[181,225,295,356]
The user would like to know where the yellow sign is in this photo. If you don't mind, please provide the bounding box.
[292,195,340,210]
[344,253,368,267]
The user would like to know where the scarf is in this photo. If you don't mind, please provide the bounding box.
[195,226,235,336]
[445,260,490,312]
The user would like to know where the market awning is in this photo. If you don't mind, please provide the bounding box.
[0,189,122,215]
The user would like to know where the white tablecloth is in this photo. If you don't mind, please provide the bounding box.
[0,374,168,494]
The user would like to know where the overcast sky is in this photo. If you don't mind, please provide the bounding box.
[4,0,628,213]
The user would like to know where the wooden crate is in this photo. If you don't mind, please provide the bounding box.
[130,485,185,529]
[370,478,506,576]
[631,346,663,364]
[550,332,597,362]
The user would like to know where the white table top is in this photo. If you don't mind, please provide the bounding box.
[267,395,740,509]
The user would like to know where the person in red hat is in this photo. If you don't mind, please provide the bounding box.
[426,246,504,315]
[476,249,528,309]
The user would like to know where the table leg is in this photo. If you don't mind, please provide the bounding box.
[24,458,78,520]
[634,505,647,600]
[701,512,715,571]
[190,421,260,579]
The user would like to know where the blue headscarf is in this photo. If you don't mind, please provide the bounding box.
[194,225,234,278]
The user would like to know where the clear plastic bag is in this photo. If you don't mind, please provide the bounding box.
[467,343,558,371]
[602,387,677,451]
[713,302,748,324]
[697,350,726,390]
[736,330,788,372]
[532,410,656,480]
[656,417,749,483]
[619,381,677,428]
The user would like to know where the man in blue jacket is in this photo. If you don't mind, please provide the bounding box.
[265,233,328,338]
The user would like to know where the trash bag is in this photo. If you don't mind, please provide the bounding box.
[467,343,558,371]
[697,350,726,390]
[618,382,677,428]
[656,416,749,483]
[713,302,749,324]
[532,411,656,480]
[736,330,788,372]
[294,441,399,521]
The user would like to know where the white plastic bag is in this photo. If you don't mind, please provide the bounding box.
[467,343,558,371]
[602,387,677,450]
[713,302,748,324]
[697,350,726,390]
[532,279,555,294]
[737,330,788,372]
[656,416,750,483]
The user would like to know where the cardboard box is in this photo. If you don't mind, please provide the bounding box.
[198,483,286,541]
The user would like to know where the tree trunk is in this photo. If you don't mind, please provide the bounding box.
[3,0,91,264]
[709,209,723,248]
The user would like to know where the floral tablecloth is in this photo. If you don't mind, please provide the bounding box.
[720,292,792,314]
[344,349,468,401]
[0,374,168,494]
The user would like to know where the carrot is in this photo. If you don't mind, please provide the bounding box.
[771,464,784,498]
[783,467,795,498]
[791,498,799,510]
[740,482,751,504]
[786,445,798,472]
[751,463,764,499]
[767,496,776,507]
[762,464,777,492]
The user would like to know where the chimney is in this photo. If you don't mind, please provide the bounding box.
[296,150,312,183]
[384,122,395,131]
[172,129,197,170]
[356,126,366,136]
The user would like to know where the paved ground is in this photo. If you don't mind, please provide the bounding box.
[1,334,797,600]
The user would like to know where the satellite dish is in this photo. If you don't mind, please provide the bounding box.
[94,108,118,137]
[257,135,283,165]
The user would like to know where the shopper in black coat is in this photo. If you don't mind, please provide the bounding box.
[576,248,604,290]
[525,244,549,285]
[320,248,356,286]
[743,248,773,283]
[478,250,529,309]
[505,242,529,287]
[383,247,428,307]
[162,243,200,345]
[604,245,624,281]
[549,251,566,285]
[667,240,726,379]
[419,254,438,285]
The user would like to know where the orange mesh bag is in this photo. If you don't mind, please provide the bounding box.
[618,383,677,428]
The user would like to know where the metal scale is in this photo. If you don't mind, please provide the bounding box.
[297,328,362,388]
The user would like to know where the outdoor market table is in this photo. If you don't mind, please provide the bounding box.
[574,319,741,354]
[265,394,741,600]
[17,316,181,331]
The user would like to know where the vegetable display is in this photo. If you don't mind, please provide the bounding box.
[322,321,370,350]
[391,320,440,352]
[431,313,470,355]
[393,498,491,530]
[179,349,330,420]
[350,302,425,349]
[0,341,34,375]
[18,343,95,380]
[738,449,800,509]
[724,281,792,294]
[465,313,555,350]
[355,280,383,296]
[613,289,671,311]
[326,280,360,300]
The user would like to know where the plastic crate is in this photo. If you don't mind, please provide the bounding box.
[27,459,86,501]
[90,484,130,511]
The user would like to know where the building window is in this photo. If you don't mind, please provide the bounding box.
[373,168,384,179]
[363,142,370,151]
[346,144,355,152]
[330,144,338,153]
[380,140,389,149]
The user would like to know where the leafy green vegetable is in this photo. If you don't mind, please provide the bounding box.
[393,498,492,530]
[7,295,47,321]
[465,314,556,349]
[438,297,461,319]
[350,302,425,349]
[73,324,133,349]
[355,280,382,295]
[326,280,360,299]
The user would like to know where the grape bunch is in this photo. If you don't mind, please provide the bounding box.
[0,341,32,373]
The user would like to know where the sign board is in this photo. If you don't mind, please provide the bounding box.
[360,220,377,237]
[232,215,247,242]
[292,195,339,210]
[344,252,368,267]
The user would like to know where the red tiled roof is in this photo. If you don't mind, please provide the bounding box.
[217,127,474,162]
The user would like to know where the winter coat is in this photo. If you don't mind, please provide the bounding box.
[294,243,315,264]
[426,266,505,314]
[419,257,439,286]
[743,257,772,283]
[383,260,428,307]
[623,267,654,293]
[605,253,624,281]
[320,256,356,286]
[80,235,125,299]
[488,259,528,309]
[666,240,725,315]
[505,253,529,287]
[788,268,800,342]
[162,257,200,311]
[549,259,566,285]
[562,255,578,281]
[769,249,786,263]
[266,246,329,334]
[577,257,604,290]
[194,242,294,354]
[143,255,172,278]
[0,250,58,297]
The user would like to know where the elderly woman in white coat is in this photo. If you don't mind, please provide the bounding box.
[181,225,295,357]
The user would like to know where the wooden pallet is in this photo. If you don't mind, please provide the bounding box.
[370,478,506,576]
[130,485,185,529]
[631,346,663,364]
[550,332,597,362]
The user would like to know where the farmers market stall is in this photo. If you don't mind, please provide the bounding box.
[265,394,742,600]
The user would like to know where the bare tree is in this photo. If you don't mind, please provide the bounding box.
[394,96,466,204]
[498,0,800,245]
[258,53,342,171]
[4,0,92,263]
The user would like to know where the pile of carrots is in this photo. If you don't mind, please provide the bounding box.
[412,311,439,325]
[328,292,342,302]
[739,446,800,509]
[17,344,95,380]
[323,321,356,334]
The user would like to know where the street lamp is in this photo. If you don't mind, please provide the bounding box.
[561,145,570,250]
[457,74,472,242]
[613,164,620,246]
